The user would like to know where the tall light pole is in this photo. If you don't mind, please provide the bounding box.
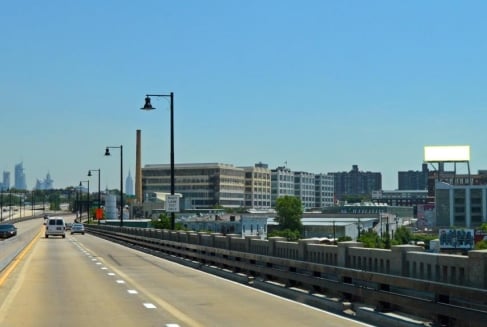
[19,194,22,218]
[80,180,89,222]
[9,190,12,218]
[88,169,101,223]
[105,145,124,227]
[141,92,176,230]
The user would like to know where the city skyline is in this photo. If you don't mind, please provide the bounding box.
[0,158,473,193]
[2,1,486,190]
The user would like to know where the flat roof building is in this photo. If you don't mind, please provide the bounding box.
[142,163,245,210]
[435,181,487,228]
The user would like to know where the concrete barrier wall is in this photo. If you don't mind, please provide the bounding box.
[113,226,487,289]
[306,243,339,266]
[91,225,487,326]
[347,247,392,274]
[273,241,299,260]
[405,251,468,285]
[248,238,269,255]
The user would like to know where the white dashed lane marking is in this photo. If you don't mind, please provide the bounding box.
[75,240,177,315]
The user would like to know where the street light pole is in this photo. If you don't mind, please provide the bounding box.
[80,180,89,222]
[141,92,176,230]
[88,169,101,223]
[9,190,12,218]
[105,146,123,227]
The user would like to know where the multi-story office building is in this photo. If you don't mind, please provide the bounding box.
[398,163,429,190]
[331,165,382,200]
[294,171,316,210]
[142,163,245,209]
[315,173,334,208]
[271,166,295,207]
[241,163,271,209]
[427,167,487,200]
[14,162,27,190]
[435,181,487,228]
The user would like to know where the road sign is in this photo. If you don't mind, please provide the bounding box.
[95,208,103,220]
[165,195,180,212]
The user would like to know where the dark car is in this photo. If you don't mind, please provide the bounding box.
[0,224,17,239]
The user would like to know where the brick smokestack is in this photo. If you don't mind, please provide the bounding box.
[135,129,142,203]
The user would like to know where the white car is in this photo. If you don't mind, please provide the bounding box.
[71,223,85,235]
[45,217,66,238]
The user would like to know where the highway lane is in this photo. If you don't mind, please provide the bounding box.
[0,229,373,327]
[0,217,44,271]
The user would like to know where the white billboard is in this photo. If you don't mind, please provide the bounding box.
[424,145,470,162]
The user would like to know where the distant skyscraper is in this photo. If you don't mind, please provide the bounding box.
[1,171,10,191]
[35,172,54,190]
[126,170,134,196]
[14,162,27,190]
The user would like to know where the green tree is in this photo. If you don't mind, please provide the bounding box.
[342,194,371,203]
[48,193,61,210]
[479,223,487,232]
[151,213,171,229]
[393,226,413,244]
[475,240,487,250]
[151,213,185,230]
[358,230,382,248]
[275,196,303,232]
[268,229,301,241]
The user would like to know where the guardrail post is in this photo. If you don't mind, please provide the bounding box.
[467,250,487,288]
[391,244,424,276]
[298,239,320,261]
[337,241,362,268]
[244,235,259,253]
[210,233,221,248]
[226,234,239,250]
[268,237,286,256]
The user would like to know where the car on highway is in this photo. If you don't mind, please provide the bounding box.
[70,223,85,235]
[65,222,72,231]
[45,217,66,238]
[0,224,17,239]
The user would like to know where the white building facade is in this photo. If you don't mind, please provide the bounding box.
[241,163,272,209]
[271,166,295,207]
[294,171,316,210]
[315,173,335,208]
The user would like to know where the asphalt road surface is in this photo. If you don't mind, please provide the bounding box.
[0,222,373,327]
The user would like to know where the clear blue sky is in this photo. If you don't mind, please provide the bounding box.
[2,1,487,191]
